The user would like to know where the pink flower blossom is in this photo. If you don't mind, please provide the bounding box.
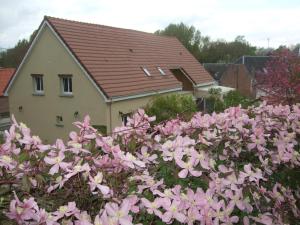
[136,146,157,164]
[65,162,91,179]
[119,152,145,168]
[141,198,162,217]
[175,157,202,178]
[52,202,80,220]
[240,164,264,184]
[161,198,186,223]
[6,193,39,224]
[44,151,71,175]
[0,154,16,170]
[105,200,133,225]
[88,172,110,195]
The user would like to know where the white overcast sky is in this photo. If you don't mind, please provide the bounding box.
[0,0,300,49]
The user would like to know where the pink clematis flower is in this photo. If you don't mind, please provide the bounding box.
[88,172,110,195]
[105,200,133,225]
[6,193,39,224]
[141,198,163,217]
[119,152,145,168]
[240,164,264,184]
[225,189,245,211]
[125,195,140,213]
[0,154,17,170]
[74,211,93,225]
[247,127,266,153]
[212,200,239,225]
[52,202,80,220]
[190,150,210,170]
[175,157,202,178]
[186,207,202,225]
[65,162,91,179]
[47,175,67,193]
[136,146,157,164]
[44,151,71,175]
[161,198,186,223]
[35,208,59,225]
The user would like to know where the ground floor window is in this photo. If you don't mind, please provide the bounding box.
[119,112,132,126]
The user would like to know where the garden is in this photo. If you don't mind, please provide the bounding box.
[0,101,300,224]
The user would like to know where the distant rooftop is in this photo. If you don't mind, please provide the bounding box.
[203,63,230,81]
[234,56,271,73]
[0,68,15,96]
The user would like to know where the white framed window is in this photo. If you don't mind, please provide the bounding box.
[119,112,132,126]
[141,67,151,76]
[157,67,166,75]
[59,75,73,95]
[32,74,44,94]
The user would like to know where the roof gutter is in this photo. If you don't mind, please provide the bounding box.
[109,87,182,102]
[194,81,216,88]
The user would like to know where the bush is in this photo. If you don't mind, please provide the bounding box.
[0,132,4,144]
[0,104,300,224]
[145,93,197,123]
[205,88,256,113]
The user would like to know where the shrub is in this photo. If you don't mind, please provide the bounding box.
[255,49,300,105]
[0,104,300,224]
[205,88,256,113]
[0,132,4,144]
[145,93,197,123]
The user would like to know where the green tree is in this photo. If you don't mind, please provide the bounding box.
[155,23,209,60]
[199,36,256,63]
[0,30,37,68]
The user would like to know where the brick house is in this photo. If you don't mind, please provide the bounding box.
[219,56,270,98]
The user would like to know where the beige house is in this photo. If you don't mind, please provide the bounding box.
[5,16,214,143]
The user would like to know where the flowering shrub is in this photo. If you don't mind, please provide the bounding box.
[255,49,300,105]
[1,103,300,224]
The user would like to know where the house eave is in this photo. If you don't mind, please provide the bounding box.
[194,81,216,88]
[3,21,48,96]
[109,87,183,102]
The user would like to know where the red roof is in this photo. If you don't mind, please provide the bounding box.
[0,68,15,96]
[45,17,214,98]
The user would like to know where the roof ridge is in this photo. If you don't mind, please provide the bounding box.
[203,63,232,65]
[242,55,271,58]
[0,68,15,70]
[44,16,177,41]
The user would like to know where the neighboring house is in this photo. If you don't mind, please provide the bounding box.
[0,68,15,131]
[220,56,270,98]
[203,63,230,83]
[292,46,300,56]
[4,16,214,142]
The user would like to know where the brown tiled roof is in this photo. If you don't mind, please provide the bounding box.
[0,68,15,96]
[45,16,213,98]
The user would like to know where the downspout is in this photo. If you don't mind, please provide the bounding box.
[109,98,112,134]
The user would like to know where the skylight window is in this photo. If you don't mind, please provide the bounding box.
[157,67,166,75]
[141,67,151,76]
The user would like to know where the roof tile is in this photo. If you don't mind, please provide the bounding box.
[0,68,15,96]
[46,16,213,98]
